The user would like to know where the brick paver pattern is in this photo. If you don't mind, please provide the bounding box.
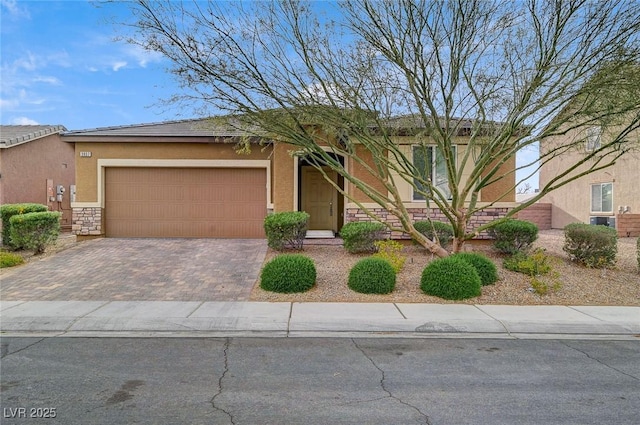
[0,239,267,301]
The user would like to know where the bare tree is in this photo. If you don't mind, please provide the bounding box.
[117,0,640,255]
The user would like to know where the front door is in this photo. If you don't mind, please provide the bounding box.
[301,166,338,231]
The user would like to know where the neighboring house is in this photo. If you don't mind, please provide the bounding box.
[539,125,640,237]
[62,118,516,239]
[0,125,75,231]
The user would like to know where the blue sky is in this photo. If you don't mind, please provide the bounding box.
[1,0,538,190]
[1,0,180,130]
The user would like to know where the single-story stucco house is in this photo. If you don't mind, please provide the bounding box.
[62,117,517,239]
[0,125,75,231]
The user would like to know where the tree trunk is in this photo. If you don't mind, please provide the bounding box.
[408,228,450,258]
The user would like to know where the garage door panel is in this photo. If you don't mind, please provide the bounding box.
[105,167,266,238]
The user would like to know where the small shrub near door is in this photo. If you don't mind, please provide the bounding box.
[260,254,316,293]
[348,257,396,294]
[490,219,538,255]
[263,211,310,251]
[0,203,48,249]
[420,257,482,300]
[340,221,386,253]
[563,223,618,268]
[9,211,61,254]
[453,252,498,286]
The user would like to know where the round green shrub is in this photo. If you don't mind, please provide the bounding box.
[264,211,310,251]
[260,254,316,293]
[348,257,396,294]
[453,252,498,286]
[490,219,538,254]
[340,221,386,253]
[420,257,482,300]
[414,220,454,247]
[563,223,617,268]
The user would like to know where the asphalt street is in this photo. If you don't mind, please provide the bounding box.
[1,337,639,425]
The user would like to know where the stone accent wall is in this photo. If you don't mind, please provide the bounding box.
[617,214,640,237]
[72,207,103,236]
[345,207,512,239]
[516,203,552,230]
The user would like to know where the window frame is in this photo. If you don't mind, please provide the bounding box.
[590,182,613,214]
[412,144,456,201]
[585,126,602,152]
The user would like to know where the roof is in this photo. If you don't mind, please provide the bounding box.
[0,125,67,148]
[62,118,250,138]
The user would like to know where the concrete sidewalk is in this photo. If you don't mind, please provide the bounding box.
[1,301,638,339]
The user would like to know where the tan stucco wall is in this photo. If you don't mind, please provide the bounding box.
[74,142,272,203]
[272,142,295,212]
[540,127,640,229]
[480,155,516,203]
[0,134,75,227]
[349,145,389,203]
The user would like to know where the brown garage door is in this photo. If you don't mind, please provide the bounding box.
[105,167,266,238]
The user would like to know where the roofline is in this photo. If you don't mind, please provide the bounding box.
[61,118,211,135]
[0,125,67,148]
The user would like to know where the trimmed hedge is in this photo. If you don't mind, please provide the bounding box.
[490,219,538,254]
[0,203,48,249]
[420,256,482,300]
[9,211,61,254]
[259,254,316,293]
[563,223,617,268]
[340,221,386,253]
[348,257,396,294]
[264,211,310,251]
[453,252,498,286]
[414,220,454,247]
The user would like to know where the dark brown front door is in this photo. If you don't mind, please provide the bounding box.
[301,166,338,231]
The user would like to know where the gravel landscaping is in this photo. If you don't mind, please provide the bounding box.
[250,230,640,305]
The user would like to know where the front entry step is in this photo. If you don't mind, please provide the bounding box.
[306,230,335,239]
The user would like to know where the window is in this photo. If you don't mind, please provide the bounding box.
[412,145,455,200]
[585,126,602,152]
[591,182,613,213]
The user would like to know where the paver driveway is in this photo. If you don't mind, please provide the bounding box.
[0,239,267,301]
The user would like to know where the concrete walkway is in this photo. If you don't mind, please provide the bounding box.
[1,301,638,339]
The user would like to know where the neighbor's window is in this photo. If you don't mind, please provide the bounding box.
[585,126,602,152]
[412,145,455,201]
[591,182,613,213]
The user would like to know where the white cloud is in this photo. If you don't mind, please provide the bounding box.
[122,44,164,68]
[1,0,30,19]
[11,116,39,125]
[33,76,62,85]
[112,61,127,71]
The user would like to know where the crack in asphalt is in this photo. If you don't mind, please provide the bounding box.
[210,337,236,424]
[561,341,639,381]
[352,339,432,424]
[1,337,47,359]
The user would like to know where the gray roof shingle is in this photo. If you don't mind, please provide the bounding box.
[0,125,67,148]
[62,118,249,138]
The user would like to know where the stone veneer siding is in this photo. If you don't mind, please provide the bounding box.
[72,207,103,236]
[345,207,512,239]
